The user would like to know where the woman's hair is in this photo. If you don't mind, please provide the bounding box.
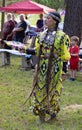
[48,12,61,31]
[55,21,59,31]
[48,12,61,23]
[71,36,79,43]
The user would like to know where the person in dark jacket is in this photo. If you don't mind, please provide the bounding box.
[13,14,27,43]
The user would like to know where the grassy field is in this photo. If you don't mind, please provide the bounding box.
[0,55,82,130]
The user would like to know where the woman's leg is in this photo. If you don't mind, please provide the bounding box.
[72,70,76,79]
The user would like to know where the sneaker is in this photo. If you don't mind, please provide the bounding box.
[50,113,57,120]
[69,78,76,81]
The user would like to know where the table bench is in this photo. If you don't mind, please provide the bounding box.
[0,49,32,69]
[0,28,38,69]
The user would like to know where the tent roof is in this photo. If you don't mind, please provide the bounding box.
[0,0,55,14]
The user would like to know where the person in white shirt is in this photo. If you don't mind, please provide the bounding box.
[25,15,31,34]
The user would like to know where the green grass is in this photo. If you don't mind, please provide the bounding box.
[0,55,82,130]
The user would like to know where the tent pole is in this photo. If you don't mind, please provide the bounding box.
[1,0,6,38]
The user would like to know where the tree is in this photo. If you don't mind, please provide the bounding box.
[63,0,82,44]
[1,0,6,37]
[34,0,65,10]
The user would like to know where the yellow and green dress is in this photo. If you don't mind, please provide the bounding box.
[29,29,70,119]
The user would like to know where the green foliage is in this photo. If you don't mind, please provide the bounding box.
[34,0,65,10]
[0,55,82,130]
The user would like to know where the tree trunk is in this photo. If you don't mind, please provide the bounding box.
[1,0,6,38]
[63,0,82,44]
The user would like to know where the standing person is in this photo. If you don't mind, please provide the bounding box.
[2,13,15,64]
[12,14,27,43]
[25,15,31,34]
[2,13,15,41]
[36,14,44,32]
[23,11,70,123]
[69,36,79,81]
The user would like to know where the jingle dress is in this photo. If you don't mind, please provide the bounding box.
[29,29,70,118]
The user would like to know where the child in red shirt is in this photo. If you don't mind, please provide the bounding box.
[69,36,79,81]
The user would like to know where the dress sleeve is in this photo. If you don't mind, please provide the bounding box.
[25,37,40,55]
[60,34,70,61]
[34,37,40,56]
